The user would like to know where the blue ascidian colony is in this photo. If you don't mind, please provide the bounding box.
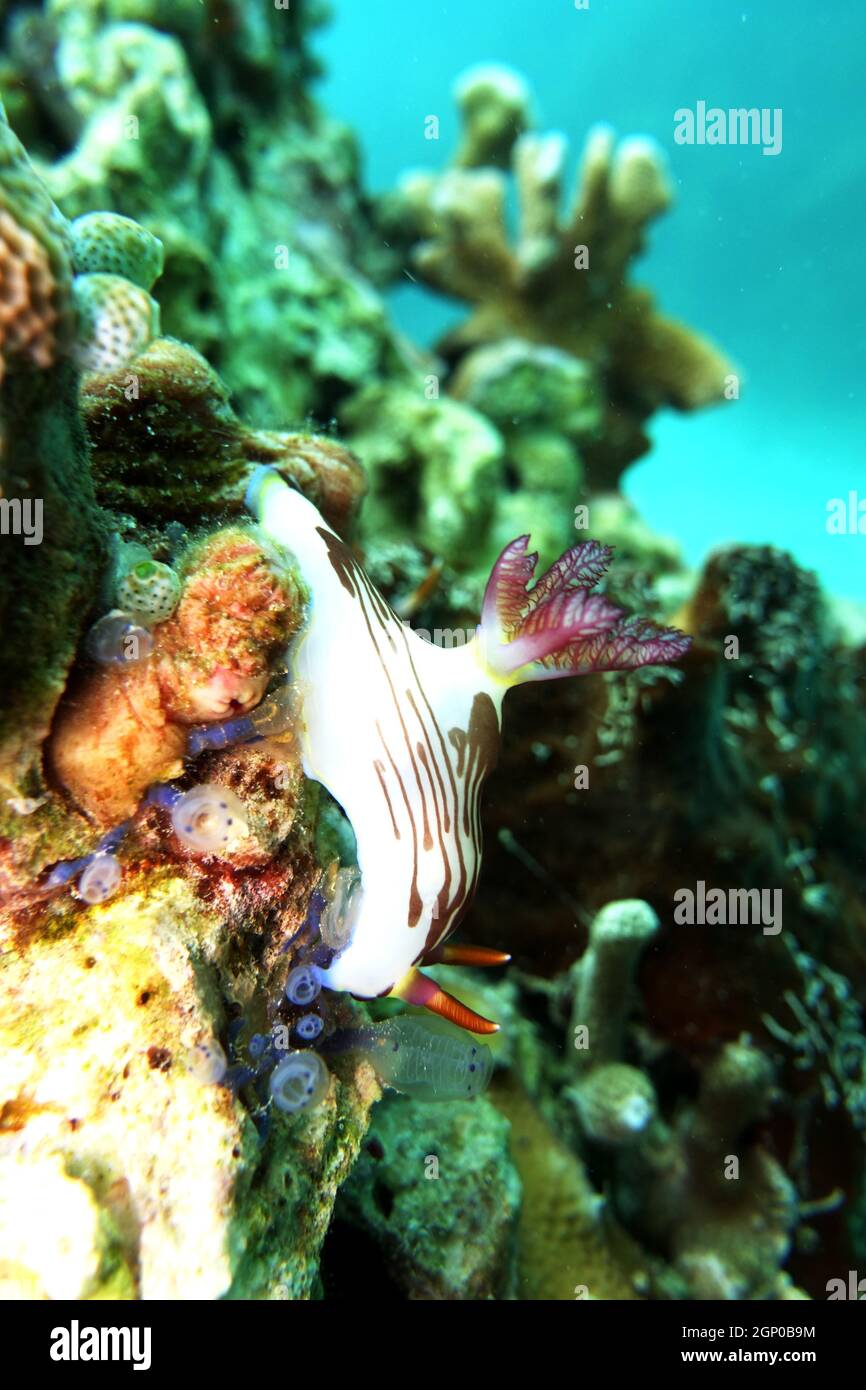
[0,0,864,1312]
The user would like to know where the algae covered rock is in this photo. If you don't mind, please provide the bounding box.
[0,876,378,1299]
[335,1092,520,1300]
[82,336,366,531]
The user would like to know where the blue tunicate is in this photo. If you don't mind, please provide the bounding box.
[47,856,89,889]
[187,716,256,757]
[223,1063,256,1092]
[295,1014,324,1042]
[269,1051,329,1113]
[169,784,248,855]
[49,822,132,893]
[98,821,131,855]
[284,963,322,1006]
[248,1033,268,1060]
[146,783,181,811]
[355,1016,494,1101]
[85,611,154,664]
[305,889,327,934]
[77,852,122,904]
[185,684,297,757]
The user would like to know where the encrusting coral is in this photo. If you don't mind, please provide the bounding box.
[334,1091,521,1300]
[50,526,306,825]
[0,99,171,806]
[0,101,96,798]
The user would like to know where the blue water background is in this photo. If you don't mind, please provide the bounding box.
[318,0,865,601]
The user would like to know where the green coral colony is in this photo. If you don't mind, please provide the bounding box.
[0,0,863,1308]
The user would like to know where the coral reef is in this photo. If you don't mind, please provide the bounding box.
[5,0,403,428]
[1,1,864,1308]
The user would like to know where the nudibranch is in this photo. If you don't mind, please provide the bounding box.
[247,467,689,1033]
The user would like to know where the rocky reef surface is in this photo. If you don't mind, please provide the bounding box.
[1,0,864,1301]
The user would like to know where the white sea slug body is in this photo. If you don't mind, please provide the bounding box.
[247,468,689,1033]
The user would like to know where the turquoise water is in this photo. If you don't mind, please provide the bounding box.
[319,1,865,600]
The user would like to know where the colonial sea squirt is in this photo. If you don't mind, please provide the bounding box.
[248,467,690,1033]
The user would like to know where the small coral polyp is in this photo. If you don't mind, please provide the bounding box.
[117,559,182,625]
[70,212,165,291]
[72,272,160,376]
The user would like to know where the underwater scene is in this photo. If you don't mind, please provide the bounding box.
[0,0,864,1318]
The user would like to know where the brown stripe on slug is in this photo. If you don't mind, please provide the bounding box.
[373,757,400,839]
[377,719,423,927]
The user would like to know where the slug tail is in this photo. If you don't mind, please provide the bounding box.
[478,534,690,683]
[391,967,500,1035]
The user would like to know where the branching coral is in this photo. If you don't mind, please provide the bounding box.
[384,66,736,490]
[5,0,403,428]
[539,899,804,1298]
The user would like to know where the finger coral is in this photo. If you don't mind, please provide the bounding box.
[565,899,661,1147]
